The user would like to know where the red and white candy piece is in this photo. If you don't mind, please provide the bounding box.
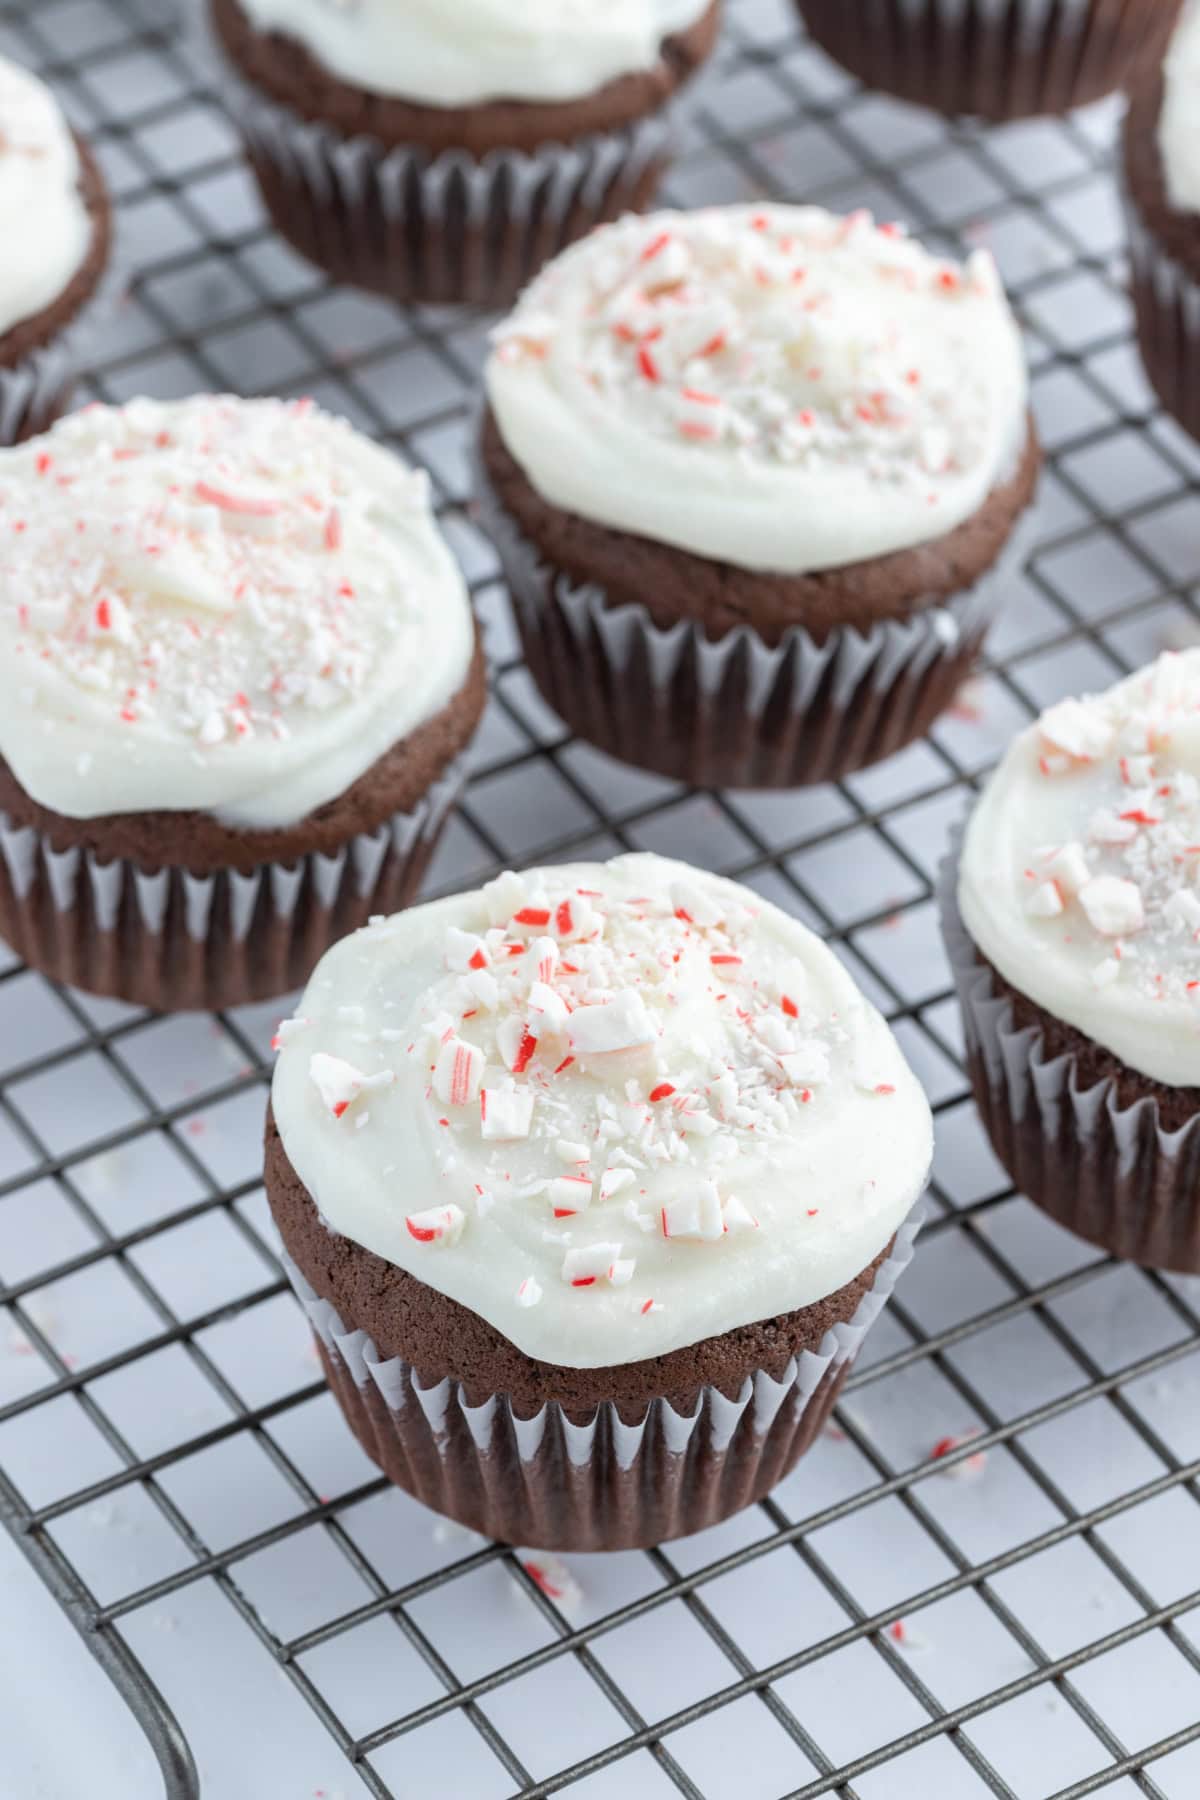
[710,1070,738,1121]
[463,967,500,1010]
[1038,841,1089,897]
[1026,883,1064,920]
[551,894,595,940]
[930,1431,987,1479]
[480,1087,535,1141]
[569,991,656,1055]
[598,1167,636,1204]
[722,1195,759,1233]
[549,1176,593,1217]
[433,1035,485,1107]
[524,936,559,984]
[444,926,490,972]
[516,1275,543,1308]
[1039,696,1114,764]
[670,877,724,928]
[660,1180,723,1242]
[484,870,528,925]
[405,1204,465,1245]
[310,1052,395,1120]
[528,980,569,1033]
[498,1015,538,1075]
[1088,807,1138,848]
[561,1243,631,1286]
[519,1550,582,1611]
[271,1015,310,1051]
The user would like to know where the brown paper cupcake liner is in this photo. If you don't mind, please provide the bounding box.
[939,831,1200,1272]
[0,255,123,447]
[475,450,1030,789]
[207,29,684,308]
[0,754,466,1011]
[796,0,1178,121]
[1124,188,1200,446]
[279,1209,922,1552]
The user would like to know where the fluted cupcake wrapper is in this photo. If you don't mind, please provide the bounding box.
[796,0,1178,121]
[475,448,1030,789]
[1124,188,1200,447]
[279,1213,922,1553]
[206,26,684,308]
[938,829,1200,1273]
[0,755,465,1012]
[0,255,124,447]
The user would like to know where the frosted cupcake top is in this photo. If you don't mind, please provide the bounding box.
[0,396,474,830]
[235,0,712,108]
[0,56,92,339]
[1160,0,1200,214]
[485,205,1030,576]
[271,853,932,1368]
[960,651,1200,1087]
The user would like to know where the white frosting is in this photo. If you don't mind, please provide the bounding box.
[485,205,1029,576]
[960,651,1200,1088]
[0,57,91,338]
[1159,0,1200,214]
[0,395,474,830]
[236,0,711,108]
[271,853,933,1368]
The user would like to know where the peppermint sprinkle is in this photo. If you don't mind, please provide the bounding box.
[1,395,433,744]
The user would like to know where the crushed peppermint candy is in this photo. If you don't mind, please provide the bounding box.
[405,1204,465,1246]
[980,653,1200,1017]
[0,395,439,747]
[285,858,925,1335]
[309,1053,395,1119]
[490,203,1019,505]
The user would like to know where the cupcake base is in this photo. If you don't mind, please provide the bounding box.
[796,0,1180,122]
[309,1318,851,1551]
[207,0,719,308]
[939,840,1200,1273]
[476,413,1039,790]
[0,136,114,447]
[0,646,486,1012]
[1123,76,1200,445]
[266,1110,922,1551]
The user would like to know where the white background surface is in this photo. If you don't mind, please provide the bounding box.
[4,0,1200,1796]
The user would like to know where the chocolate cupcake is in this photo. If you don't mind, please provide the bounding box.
[0,394,484,1012]
[795,0,1180,122]
[942,649,1200,1273]
[206,0,720,307]
[267,852,931,1550]
[477,204,1039,790]
[1124,3,1200,443]
[0,55,113,446]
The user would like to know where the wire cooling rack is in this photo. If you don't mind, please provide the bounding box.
[3,1,1200,1796]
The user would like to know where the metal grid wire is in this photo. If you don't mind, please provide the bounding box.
[3,0,1200,1795]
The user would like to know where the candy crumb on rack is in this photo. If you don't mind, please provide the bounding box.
[929,1430,987,1479]
[517,1550,583,1614]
